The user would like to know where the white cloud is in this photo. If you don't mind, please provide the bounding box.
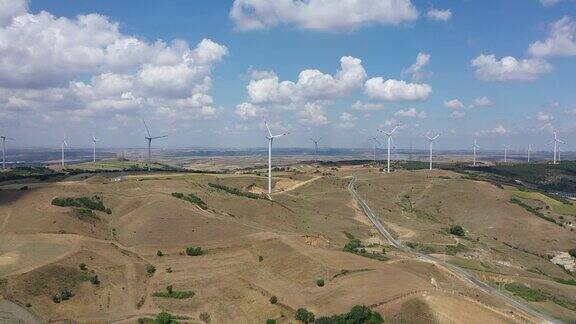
[230,0,419,32]
[235,102,265,119]
[247,56,366,104]
[298,102,328,125]
[492,125,508,134]
[528,16,576,58]
[364,78,432,101]
[537,111,554,121]
[394,107,426,119]
[246,67,277,80]
[471,96,493,108]
[540,0,563,7]
[471,54,553,81]
[426,9,452,21]
[338,112,357,129]
[402,52,433,81]
[0,2,229,123]
[351,101,385,111]
[450,110,466,119]
[444,99,465,109]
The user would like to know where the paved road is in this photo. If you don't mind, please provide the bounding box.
[347,176,561,324]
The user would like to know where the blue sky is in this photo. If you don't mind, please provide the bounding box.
[1,0,575,150]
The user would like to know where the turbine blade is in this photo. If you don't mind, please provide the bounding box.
[264,121,273,138]
[143,119,152,137]
[152,135,168,139]
[390,126,399,134]
[431,134,440,141]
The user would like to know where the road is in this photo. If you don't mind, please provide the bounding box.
[347,176,561,324]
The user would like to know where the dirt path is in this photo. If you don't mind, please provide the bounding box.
[275,176,321,194]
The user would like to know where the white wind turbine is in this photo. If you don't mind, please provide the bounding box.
[527,144,533,163]
[143,120,167,171]
[310,137,322,163]
[378,125,399,173]
[425,133,440,170]
[504,144,510,163]
[265,121,289,195]
[1,135,14,169]
[368,137,381,164]
[472,140,480,166]
[61,134,69,168]
[92,135,99,163]
[551,131,565,165]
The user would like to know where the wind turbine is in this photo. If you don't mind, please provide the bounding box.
[310,137,322,163]
[368,137,381,164]
[425,133,440,170]
[265,121,289,195]
[504,145,510,163]
[1,135,14,169]
[472,140,480,166]
[61,134,69,168]
[143,120,167,171]
[551,131,565,165]
[527,144,532,163]
[92,135,99,163]
[378,125,399,173]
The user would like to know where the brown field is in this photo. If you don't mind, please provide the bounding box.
[0,163,573,323]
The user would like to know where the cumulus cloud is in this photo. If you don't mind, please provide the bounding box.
[471,54,553,81]
[480,124,508,135]
[450,111,466,119]
[235,102,265,119]
[402,53,433,81]
[394,107,426,119]
[351,101,385,111]
[230,0,419,32]
[338,112,357,129]
[364,78,431,101]
[540,0,564,7]
[471,96,493,108]
[537,111,554,121]
[528,16,576,58]
[443,99,465,110]
[0,1,228,122]
[247,56,366,104]
[426,9,452,21]
[298,102,328,125]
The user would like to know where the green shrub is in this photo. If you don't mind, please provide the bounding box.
[315,305,384,324]
[51,196,108,212]
[74,208,97,220]
[90,275,100,285]
[296,308,315,323]
[146,264,156,276]
[316,279,325,287]
[208,182,261,199]
[186,246,203,256]
[199,312,211,323]
[569,248,576,258]
[344,239,362,252]
[270,295,278,304]
[154,311,179,324]
[79,263,87,271]
[266,320,277,324]
[59,288,73,301]
[171,192,207,209]
[157,250,163,257]
[449,225,465,236]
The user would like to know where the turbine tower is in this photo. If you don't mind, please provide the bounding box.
[527,144,532,163]
[551,131,565,165]
[61,134,68,168]
[265,121,289,195]
[472,140,480,166]
[310,137,322,163]
[425,134,440,170]
[378,125,399,173]
[143,120,167,171]
[504,145,510,163]
[92,135,99,163]
[368,137,381,164]
[1,135,14,169]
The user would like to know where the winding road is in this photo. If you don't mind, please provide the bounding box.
[347,176,560,324]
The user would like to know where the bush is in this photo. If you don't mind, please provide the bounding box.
[59,288,73,301]
[51,196,108,212]
[199,312,211,323]
[155,311,179,324]
[266,320,276,324]
[296,308,315,323]
[146,264,156,276]
[90,275,100,285]
[166,285,173,294]
[316,279,325,287]
[344,239,362,252]
[157,250,163,257]
[270,295,278,304]
[315,305,383,324]
[74,207,97,220]
[259,255,264,262]
[171,192,207,209]
[208,182,261,199]
[186,246,203,256]
[79,263,87,270]
[449,225,465,236]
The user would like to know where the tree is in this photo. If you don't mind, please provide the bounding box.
[316,279,325,287]
[186,246,203,256]
[166,285,173,295]
[270,295,278,304]
[146,264,156,276]
[90,275,100,285]
[450,225,465,236]
[296,308,315,323]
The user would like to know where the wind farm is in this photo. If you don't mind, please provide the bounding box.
[2,1,576,324]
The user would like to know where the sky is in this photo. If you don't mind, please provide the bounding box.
[0,0,575,151]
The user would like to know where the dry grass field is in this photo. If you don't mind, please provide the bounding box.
[0,162,573,323]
